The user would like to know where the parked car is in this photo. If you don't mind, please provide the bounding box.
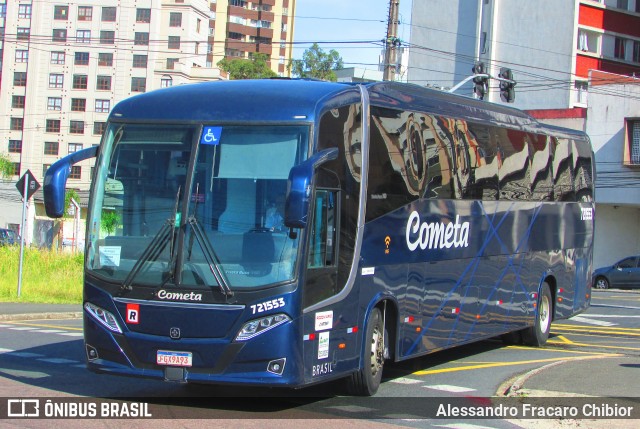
[593,255,640,289]
[0,228,19,246]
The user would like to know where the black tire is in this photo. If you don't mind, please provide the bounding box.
[347,307,384,396]
[594,276,609,290]
[522,282,553,346]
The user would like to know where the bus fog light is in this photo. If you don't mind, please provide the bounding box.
[84,302,122,334]
[86,344,99,360]
[267,358,286,375]
[235,314,290,341]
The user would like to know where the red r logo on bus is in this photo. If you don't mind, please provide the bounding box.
[126,303,140,324]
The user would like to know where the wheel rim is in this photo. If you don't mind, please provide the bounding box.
[595,278,607,289]
[539,294,551,333]
[370,324,384,377]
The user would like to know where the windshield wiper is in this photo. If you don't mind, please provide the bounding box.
[187,215,233,298]
[120,187,181,292]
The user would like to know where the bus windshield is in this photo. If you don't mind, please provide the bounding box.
[86,123,309,291]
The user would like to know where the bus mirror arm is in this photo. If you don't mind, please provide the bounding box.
[284,148,338,229]
[43,146,98,218]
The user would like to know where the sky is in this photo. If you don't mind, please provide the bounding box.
[291,0,413,70]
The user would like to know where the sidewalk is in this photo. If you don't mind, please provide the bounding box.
[0,302,82,321]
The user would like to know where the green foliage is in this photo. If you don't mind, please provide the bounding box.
[288,43,344,82]
[101,210,121,235]
[64,188,80,218]
[217,53,277,80]
[0,246,83,303]
[0,152,14,180]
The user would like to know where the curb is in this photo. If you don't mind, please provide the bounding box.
[0,312,83,322]
[496,354,620,397]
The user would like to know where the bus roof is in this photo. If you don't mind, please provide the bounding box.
[109,79,586,139]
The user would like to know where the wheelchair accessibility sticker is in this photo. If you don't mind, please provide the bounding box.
[201,126,222,145]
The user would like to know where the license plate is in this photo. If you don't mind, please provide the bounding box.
[156,350,192,367]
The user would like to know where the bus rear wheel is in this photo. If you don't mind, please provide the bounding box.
[522,282,552,346]
[347,307,384,396]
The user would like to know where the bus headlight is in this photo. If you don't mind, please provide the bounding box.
[84,302,122,334]
[235,314,290,342]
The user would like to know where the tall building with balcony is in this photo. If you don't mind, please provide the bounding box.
[207,0,296,76]
[408,0,640,110]
[0,1,224,243]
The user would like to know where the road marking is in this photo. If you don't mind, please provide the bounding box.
[589,303,640,310]
[389,377,423,384]
[508,345,622,356]
[6,321,83,331]
[58,332,83,337]
[0,348,15,354]
[553,324,640,337]
[554,335,574,344]
[433,424,501,429]
[31,329,67,334]
[413,351,619,376]
[8,327,37,331]
[576,314,640,318]
[569,316,617,326]
[424,384,476,393]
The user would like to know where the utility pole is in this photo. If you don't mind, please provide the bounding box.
[383,0,400,81]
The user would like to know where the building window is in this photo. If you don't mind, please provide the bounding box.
[51,51,65,64]
[14,72,27,86]
[167,58,179,69]
[71,98,86,112]
[93,122,106,135]
[69,166,81,180]
[12,163,20,177]
[46,120,61,133]
[95,100,111,113]
[161,76,173,88]
[133,54,148,68]
[131,77,146,92]
[76,30,91,43]
[17,27,30,40]
[102,7,116,22]
[78,6,93,21]
[15,50,28,63]
[74,52,89,65]
[49,74,64,89]
[134,32,149,46]
[44,142,59,156]
[168,36,180,49]
[136,8,151,23]
[47,97,62,111]
[99,53,114,66]
[68,143,83,154]
[69,121,85,135]
[12,96,25,109]
[100,31,115,44]
[10,118,24,131]
[628,119,640,165]
[634,41,640,64]
[96,75,112,91]
[54,5,68,20]
[52,29,67,42]
[73,75,88,90]
[8,140,22,154]
[18,4,32,19]
[170,12,182,27]
[0,4,5,18]
[614,37,627,60]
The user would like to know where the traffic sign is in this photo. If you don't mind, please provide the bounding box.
[16,169,41,200]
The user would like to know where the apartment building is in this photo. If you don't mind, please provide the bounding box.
[408,0,640,110]
[207,0,296,76]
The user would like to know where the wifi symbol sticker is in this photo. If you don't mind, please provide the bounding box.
[384,236,391,254]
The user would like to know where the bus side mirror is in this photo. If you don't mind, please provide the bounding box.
[44,146,98,218]
[284,148,338,229]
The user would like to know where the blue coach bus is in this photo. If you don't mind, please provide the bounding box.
[44,79,594,395]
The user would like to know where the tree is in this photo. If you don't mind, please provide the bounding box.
[0,153,14,181]
[217,53,277,80]
[101,210,121,236]
[288,43,344,82]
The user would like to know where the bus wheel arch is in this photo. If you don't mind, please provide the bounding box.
[522,280,553,346]
[347,299,395,396]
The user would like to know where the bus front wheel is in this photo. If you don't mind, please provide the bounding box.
[522,282,552,346]
[347,307,384,396]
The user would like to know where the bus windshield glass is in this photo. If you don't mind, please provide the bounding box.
[86,123,309,290]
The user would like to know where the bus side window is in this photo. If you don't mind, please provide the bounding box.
[308,189,338,268]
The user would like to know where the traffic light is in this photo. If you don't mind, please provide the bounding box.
[472,62,488,100]
[499,68,516,103]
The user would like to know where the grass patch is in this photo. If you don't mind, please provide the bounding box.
[0,246,83,304]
